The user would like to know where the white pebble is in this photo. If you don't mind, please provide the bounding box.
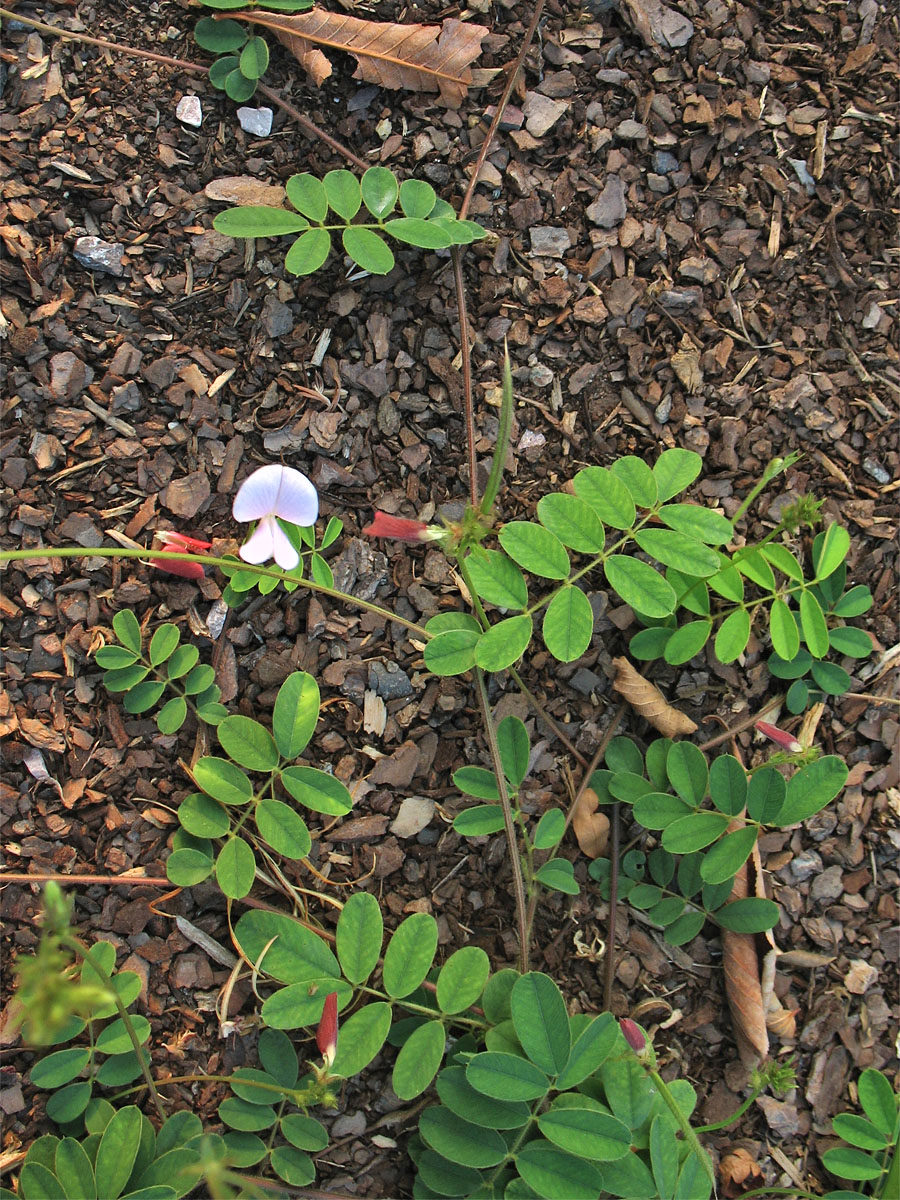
[237,107,274,137]
[175,95,203,128]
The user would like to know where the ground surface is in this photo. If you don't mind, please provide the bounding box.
[1,0,898,1196]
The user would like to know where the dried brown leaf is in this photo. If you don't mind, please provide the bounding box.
[241,11,488,106]
[671,333,703,393]
[720,1146,763,1197]
[571,788,610,858]
[611,657,698,737]
[721,819,769,1071]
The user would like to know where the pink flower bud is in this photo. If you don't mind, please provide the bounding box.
[620,1018,646,1053]
[362,512,444,542]
[316,992,338,1066]
[149,531,212,579]
[756,721,802,754]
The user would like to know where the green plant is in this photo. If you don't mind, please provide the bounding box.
[219,515,343,605]
[95,609,228,735]
[212,167,487,276]
[821,1068,900,1198]
[588,735,848,943]
[194,0,314,104]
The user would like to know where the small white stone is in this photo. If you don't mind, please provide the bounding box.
[390,796,435,839]
[237,106,273,137]
[175,95,202,128]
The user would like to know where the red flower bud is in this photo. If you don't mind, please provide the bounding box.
[620,1017,646,1053]
[316,992,338,1066]
[149,531,212,579]
[362,512,444,542]
[755,721,802,754]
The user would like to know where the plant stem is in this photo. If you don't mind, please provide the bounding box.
[604,800,620,1013]
[0,9,365,171]
[647,1065,717,1192]
[62,935,166,1121]
[451,246,479,510]
[475,668,529,972]
[0,547,428,637]
[697,695,783,752]
[2,872,171,887]
[695,1084,765,1133]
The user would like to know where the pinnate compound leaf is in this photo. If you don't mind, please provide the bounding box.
[777,756,848,825]
[214,206,309,237]
[156,696,187,735]
[399,178,437,217]
[653,447,702,500]
[270,1145,315,1186]
[658,503,732,544]
[113,609,142,654]
[629,626,673,661]
[828,626,873,657]
[392,1021,446,1099]
[499,522,569,580]
[715,897,779,932]
[322,169,361,219]
[709,754,747,815]
[284,228,331,275]
[533,808,566,850]
[761,542,804,581]
[167,847,214,887]
[149,624,180,666]
[194,17,248,52]
[361,166,398,217]
[419,1107,507,1167]
[285,173,328,221]
[715,606,751,663]
[516,1140,605,1199]
[511,973,570,1075]
[436,1065,531,1129]
[261,978,352,1030]
[216,837,256,899]
[662,812,730,853]
[123,681,166,714]
[831,1114,890,1151]
[746,767,786,824]
[466,1052,549,1101]
[810,661,851,695]
[453,804,505,836]
[218,715,278,772]
[385,217,452,248]
[475,615,532,671]
[342,227,394,274]
[634,528,720,577]
[799,589,829,657]
[821,1148,884,1182]
[543,585,594,663]
[857,1068,898,1136]
[251,11,488,106]
[280,766,352,814]
[30,1048,91,1089]
[437,946,490,1014]
[331,1002,392,1078]
[605,556,676,618]
[611,657,698,737]
[814,523,850,580]
[534,858,579,894]
[497,715,530,786]
[424,628,479,676]
[572,466,636,528]
[556,1012,618,1089]
[666,741,708,805]
[416,1149,484,1197]
[234,909,339,984]
[663,619,712,665]
[539,1106,632,1162]
[272,671,320,759]
[832,585,872,617]
[699,826,758,885]
[256,799,311,860]
[536,493,605,553]
[464,549,527,610]
[453,766,499,800]
[770,598,800,660]
[336,891,382,985]
[708,563,744,602]
[94,1105,143,1200]
[54,1138,96,1200]
[240,35,269,78]
[382,912,438,998]
[209,56,239,89]
[610,455,657,507]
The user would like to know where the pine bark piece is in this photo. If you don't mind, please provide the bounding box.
[611,657,698,737]
[241,12,488,107]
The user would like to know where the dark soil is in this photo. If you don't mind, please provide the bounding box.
[1,0,898,1195]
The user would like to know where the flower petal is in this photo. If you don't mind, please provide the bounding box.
[270,520,301,570]
[271,467,318,526]
[233,464,288,522]
[149,556,205,579]
[755,721,802,753]
[238,517,278,564]
[363,511,443,541]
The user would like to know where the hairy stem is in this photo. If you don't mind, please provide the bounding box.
[475,668,529,972]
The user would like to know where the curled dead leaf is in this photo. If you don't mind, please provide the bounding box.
[611,657,698,737]
[722,827,769,1071]
[720,1146,763,1197]
[571,788,609,858]
[765,1004,798,1039]
[241,11,488,107]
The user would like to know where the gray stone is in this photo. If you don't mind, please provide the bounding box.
[585,176,626,228]
[175,95,202,128]
[522,92,569,137]
[331,1111,367,1138]
[810,864,844,903]
[615,119,648,140]
[647,173,670,193]
[789,849,822,882]
[530,227,571,256]
[653,150,680,174]
[569,668,604,696]
[368,660,413,700]
[237,106,274,138]
[863,457,891,485]
[261,293,293,338]
[73,235,124,276]
[390,796,435,839]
